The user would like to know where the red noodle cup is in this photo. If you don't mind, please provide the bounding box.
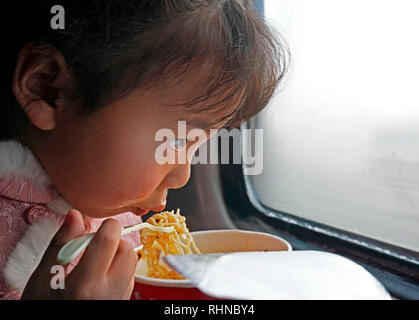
[131,229,292,300]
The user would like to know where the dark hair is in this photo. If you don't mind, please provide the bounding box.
[0,0,288,140]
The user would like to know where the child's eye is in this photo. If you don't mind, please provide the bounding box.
[169,138,187,151]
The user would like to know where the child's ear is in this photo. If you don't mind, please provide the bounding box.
[12,42,71,131]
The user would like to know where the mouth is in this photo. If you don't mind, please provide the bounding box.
[132,207,150,216]
[130,194,168,216]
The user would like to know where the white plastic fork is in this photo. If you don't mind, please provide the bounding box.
[56,222,174,265]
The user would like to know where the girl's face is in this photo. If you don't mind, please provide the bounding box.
[30,80,221,219]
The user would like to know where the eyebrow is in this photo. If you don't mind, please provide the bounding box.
[187,118,213,131]
[186,117,229,131]
[161,93,237,131]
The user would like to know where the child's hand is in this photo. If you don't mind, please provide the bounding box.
[22,209,138,300]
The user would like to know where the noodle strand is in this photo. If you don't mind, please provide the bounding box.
[138,209,201,279]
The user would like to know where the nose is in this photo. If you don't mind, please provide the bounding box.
[164,163,191,190]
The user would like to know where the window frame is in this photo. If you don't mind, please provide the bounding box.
[220,145,419,299]
[217,0,419,299]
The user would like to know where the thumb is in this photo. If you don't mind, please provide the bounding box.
[37,209,87,271]
[53,209,87,247]
[23,209,87,296]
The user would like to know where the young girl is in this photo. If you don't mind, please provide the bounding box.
[0,0,287,299]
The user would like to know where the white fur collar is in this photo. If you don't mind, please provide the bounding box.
[3,218,62,293]
[0,140,72,294]
[0,140,52,193]
[0,140,72,215]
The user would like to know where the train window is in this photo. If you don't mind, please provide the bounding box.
[251,0,419,254]
[222,0,419,299]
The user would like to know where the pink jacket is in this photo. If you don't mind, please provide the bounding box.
[0,140,142,299]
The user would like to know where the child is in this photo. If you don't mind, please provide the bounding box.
[0,0,287,299]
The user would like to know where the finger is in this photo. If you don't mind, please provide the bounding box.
[31,209,86,280]
[75,218,121,277]
[107,240,138,293]
[122,276,135,300]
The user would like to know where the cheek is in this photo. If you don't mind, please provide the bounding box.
[51,117,168,215]
[110,156,167,205]
[86,138,168,206]
[60,143,168,216]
